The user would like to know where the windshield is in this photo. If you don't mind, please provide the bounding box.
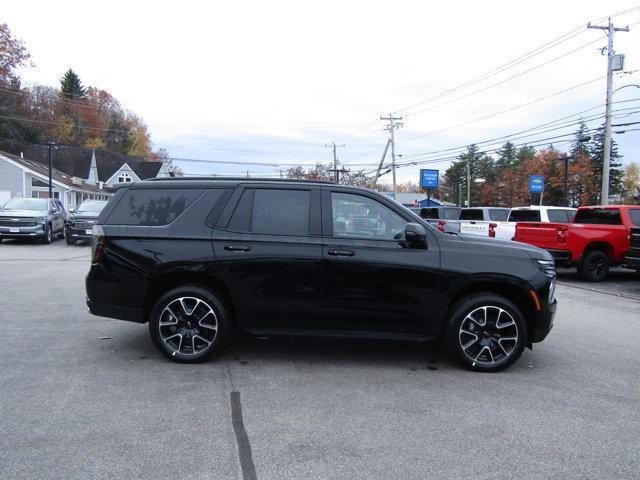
[508,210,541,222]
[77,201,108,213]
[2,198,48,211]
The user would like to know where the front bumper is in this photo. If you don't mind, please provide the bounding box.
[66,224,93,240]
[0,224,46,238]
[624,254,640,269]
[532,298,557,343]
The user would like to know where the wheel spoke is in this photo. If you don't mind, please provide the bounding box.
[462,337,478,350]
[194,334,212,347]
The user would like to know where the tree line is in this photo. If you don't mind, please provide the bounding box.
[0,23,170,165]
[440,124,639,206]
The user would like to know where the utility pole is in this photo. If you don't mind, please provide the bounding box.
[324,142,345,183]
[588,17,629,205]
[466,160,471,207]
[380,114,403,199]
[372,138,392,187]
[47,142,56,199]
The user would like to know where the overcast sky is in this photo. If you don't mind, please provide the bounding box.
[4,0,640,183]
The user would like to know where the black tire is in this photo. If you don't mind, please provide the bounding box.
[578,250,610,282]
[446,293,527,372]
[42,224,52,244]
[149,285,232,363]
[65,230,75,245]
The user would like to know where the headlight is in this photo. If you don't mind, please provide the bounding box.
[535,259,556,275]
[35,216,47,224]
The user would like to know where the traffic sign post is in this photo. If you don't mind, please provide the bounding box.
[530,175,544,205]
[420,169,439,206]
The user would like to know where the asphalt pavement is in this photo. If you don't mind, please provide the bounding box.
[0,240,639,480]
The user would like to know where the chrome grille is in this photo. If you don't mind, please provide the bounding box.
[0,217,36,227]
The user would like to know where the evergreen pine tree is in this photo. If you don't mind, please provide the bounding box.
[589,125,624,200]
[570,121,591,158]
[495,141,517,171]
[516,145,536,164]
[60,69,86,100]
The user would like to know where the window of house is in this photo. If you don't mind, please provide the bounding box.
[331,192,406,240]
[118,172,133,183]
[227,188,311,236]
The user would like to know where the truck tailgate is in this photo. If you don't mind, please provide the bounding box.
[514,222,568,249]
[460,221,490,236]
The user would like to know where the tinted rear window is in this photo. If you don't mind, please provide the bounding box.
[419,208,438,219]
[574,209,621,225]
[629,209,640,227]
[508,210,541,222]
[106,188,204,226]
[443,208,460,220]
[488,209,508,221]
[227,188,311,236]
[460,209,484,220]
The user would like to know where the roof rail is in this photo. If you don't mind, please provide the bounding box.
[145,176,336,184]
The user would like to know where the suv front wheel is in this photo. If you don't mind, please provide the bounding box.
[446,293,527,372]
[149,286,231,363]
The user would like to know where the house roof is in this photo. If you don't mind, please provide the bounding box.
[0,150,105,194]
[0,143,163,182]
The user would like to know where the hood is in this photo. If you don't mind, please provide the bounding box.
[0,209,48,218]
[457,233,553,261]
[70,212,100,220]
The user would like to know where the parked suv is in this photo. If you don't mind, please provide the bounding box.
[65,200,108,245]
[86,178,557,372]
[0,197,66,244]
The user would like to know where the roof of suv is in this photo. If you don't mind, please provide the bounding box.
[142,177,336,187]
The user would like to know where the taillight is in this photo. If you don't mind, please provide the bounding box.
[91,225,105,262]
[438,220,446,232]
[488,223,497,238]
[556,225,569,244]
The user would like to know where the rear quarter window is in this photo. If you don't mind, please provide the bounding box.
[105,188,204,226]
[443,208,461,220]
[574,209,622,225]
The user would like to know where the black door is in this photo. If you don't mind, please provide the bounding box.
[321,189,441,335]
[212,185,323,330]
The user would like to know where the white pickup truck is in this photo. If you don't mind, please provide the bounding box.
[461,206,577,240]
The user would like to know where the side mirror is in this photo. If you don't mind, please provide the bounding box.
[405,222,427,249]
[69,208,75,214]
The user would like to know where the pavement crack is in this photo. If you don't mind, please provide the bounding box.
[230,391,257,480]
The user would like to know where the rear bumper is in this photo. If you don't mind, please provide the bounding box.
[532,298,557,343]
[86,298,145,323]
[0,224,46,238]
[546,249,572,263]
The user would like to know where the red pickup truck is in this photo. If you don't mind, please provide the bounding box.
[515,205,640,281]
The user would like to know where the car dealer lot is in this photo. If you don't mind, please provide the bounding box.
[1,240,639,480]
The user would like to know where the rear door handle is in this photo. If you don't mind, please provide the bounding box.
[327,249,355,257]
[224,245,251,252]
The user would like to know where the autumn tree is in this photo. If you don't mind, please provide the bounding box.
[622,162,640,204]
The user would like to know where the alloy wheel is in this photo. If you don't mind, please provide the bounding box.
[458,306,519,365]
[158,297,219,356]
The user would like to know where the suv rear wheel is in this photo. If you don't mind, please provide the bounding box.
[149,286,231,363]
[446,293,527,372]
[579,250,610,282]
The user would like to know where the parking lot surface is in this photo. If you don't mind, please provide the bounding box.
[1,240,639,480]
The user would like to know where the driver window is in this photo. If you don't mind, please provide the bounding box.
[331,192,407,240]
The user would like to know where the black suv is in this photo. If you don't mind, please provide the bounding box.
[86,178,557,372]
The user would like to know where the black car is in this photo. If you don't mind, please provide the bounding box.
[86,178,557,372]
[0,197,66,244]
[65,200,108,245]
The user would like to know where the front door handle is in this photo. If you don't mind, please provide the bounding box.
[224,245,251,252]
[327,249,355,257]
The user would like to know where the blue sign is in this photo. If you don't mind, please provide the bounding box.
[530,175,544,193]
[420,169,439,189]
